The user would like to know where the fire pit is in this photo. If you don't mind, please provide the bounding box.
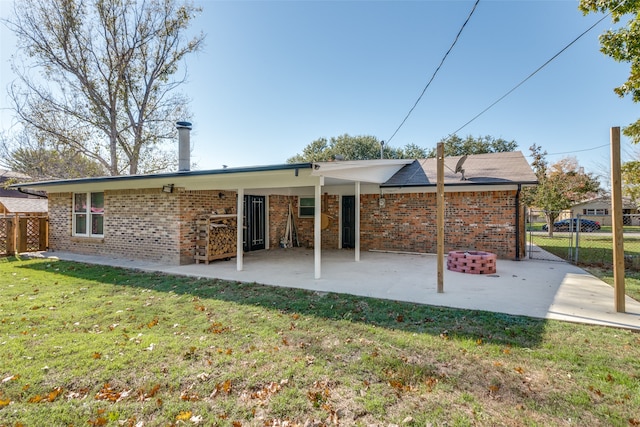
[447,251,497,274]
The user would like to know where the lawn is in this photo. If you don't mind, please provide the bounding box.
[529,231,640,302]
[1,257,639,426]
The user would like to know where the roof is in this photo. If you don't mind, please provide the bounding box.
[10,163,315,192]
[572,196,637,209]
[0,197,48,213]
[0,169,32,180]
[8,152,537,192]
[0,170,33,198]
[382,152,537,187]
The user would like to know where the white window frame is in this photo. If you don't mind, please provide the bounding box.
[73,192,104,237]
[584,208,608,215]
[298,196,315,218]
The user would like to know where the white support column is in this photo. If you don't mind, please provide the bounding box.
[355,181,361,262]
[314,177,323,279]
[236,187,244,271]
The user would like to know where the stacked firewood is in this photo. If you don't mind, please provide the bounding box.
[208,225,236,256]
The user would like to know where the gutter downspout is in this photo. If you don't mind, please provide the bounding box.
[17,188,48,199]
[515,184,521,261]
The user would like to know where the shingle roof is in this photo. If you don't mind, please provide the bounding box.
[382,151,537,187]
[0,197,48,213]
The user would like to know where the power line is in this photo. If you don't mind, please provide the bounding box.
[525,143,610,158]
[385,0,480,145]
[447,2,626,137]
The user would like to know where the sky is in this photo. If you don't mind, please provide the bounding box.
[1,0,639,180]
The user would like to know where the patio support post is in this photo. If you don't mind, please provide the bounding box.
[355,181,361,262]
[611,126,625,312]
[237,187,244,271]
[314,177,323,279]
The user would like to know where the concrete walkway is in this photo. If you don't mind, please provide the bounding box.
[33,248,640,330]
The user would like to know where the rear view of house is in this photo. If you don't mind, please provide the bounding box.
[11,150,537,277]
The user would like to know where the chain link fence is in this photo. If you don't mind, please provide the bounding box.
[527,210,640,271]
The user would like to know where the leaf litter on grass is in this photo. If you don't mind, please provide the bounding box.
[1,257,639,425]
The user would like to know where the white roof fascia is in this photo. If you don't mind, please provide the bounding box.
[13,168,320,193]
[311,159,413,184]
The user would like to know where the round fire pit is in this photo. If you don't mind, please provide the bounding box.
[447,251,497,274]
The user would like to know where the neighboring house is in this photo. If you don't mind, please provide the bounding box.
[0,197,48,216]
[11,146,537,278]
[564,196,639,226]
[0,196,48,255]
[0,169,32,198]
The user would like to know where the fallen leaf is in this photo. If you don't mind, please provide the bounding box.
[47,387,63,402]
[87,417,107,426]
[488,384,500,394]
[176,411,192,421]
[92,352,102,359]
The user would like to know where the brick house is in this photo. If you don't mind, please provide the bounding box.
[12,150,536,278]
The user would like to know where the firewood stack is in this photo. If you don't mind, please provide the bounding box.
[194,214,237,264]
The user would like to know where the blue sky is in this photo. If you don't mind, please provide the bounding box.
[1,0,638,178]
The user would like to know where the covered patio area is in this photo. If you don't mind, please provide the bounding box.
[37,248,640,330]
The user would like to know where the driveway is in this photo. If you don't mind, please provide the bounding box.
[33,248,640,330]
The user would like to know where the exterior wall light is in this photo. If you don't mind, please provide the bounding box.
[162,184,174,193]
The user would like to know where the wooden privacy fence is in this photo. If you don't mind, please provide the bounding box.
[0,214,48,256]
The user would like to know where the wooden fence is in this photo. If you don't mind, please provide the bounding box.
[0,214,48,256]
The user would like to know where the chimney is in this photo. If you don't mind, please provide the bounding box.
[176,121,192,171]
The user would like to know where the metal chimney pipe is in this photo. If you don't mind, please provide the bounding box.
[176,121,192,172]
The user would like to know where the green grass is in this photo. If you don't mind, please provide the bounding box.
[1,256,639,426]
[526,222,640,233]
[529,231,640,301]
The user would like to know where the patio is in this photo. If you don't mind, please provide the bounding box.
[37,247,640,331]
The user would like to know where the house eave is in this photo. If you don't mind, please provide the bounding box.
[9,163,315,192]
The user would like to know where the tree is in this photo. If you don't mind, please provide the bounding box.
[287,134,428,163]
[579,0,640,143]
[0,129,106,179]
[426,135,518,157]
[521,144,601,235]
[622,160,640,203]
[3,0,204,175]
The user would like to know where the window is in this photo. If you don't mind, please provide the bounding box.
[73,192,104,236]
[299,197,315,218]
[583,208,608,215]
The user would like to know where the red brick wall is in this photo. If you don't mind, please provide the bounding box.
[48,187,519,264]
[268,194,339,249]
[359,190,518,259]
[178,190,237,264]
[48,189,181,263]
[48,189,237,264]
[268,195,290,248]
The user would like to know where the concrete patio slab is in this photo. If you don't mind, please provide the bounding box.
[33,248,640,330]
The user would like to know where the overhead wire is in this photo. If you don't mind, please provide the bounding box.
[447,1,628,138]
[385,0,480,145]
[526,143,610,158]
